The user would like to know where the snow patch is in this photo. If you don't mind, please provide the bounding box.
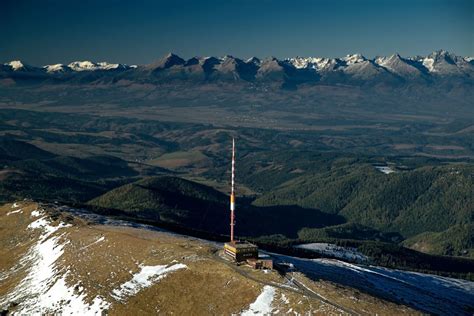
[112,263,187,301]
[295,243,368,263]
[0,212,108,314]
[31,209,42,217]
[375,165,396,174]
[422,58,435,72]
[35,272,109,314]
[7,209,22,215]
[28,216,71,240]
[80,236,106,250]
[241,285,275,315]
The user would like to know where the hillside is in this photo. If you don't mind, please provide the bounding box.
[88,176,344,237]
[254,164,473,240]
[0,137,165,204]
[0,201,436,315]
[403,224,474,258]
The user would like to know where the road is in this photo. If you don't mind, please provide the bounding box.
[213,250,359,316]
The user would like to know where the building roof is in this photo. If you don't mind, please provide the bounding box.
[225,241,258,249]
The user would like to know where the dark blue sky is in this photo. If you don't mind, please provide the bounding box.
[1,0,472,65]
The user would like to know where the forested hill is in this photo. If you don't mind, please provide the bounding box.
[88,176,344,237]
[253,163,473,256]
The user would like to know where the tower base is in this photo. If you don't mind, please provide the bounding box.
[224,241,258,262]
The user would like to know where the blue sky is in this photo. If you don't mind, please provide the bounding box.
[1,0,472,64]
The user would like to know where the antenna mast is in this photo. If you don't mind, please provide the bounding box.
[230,138,235,241]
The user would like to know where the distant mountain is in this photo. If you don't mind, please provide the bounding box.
[2,50,472,87]
[3,60,40,72]
[375,54,426,78]
[415,50,472,75]
[148,53,185,71]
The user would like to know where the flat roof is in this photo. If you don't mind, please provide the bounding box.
[225,241,258,249]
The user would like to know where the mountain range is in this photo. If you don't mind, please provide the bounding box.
[2,50,473,86]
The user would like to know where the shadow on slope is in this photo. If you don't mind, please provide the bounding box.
[88,176,345,238]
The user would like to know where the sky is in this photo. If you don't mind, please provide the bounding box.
[1,0,472,65]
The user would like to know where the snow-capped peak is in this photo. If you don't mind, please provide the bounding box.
[5,60,26,71]
[286,56,340,72]
[43,64,70,73]
[343,54,366,65]
[246,57,261,65]
[67,61,129,71]
[68,61,98,71]
[286,57,316,69]
[375,53,401,67]
[96,62,127,70]
[465,57,474,64]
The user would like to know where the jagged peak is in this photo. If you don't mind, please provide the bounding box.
[343,54,366,65]
[164,52,180,59]
[161,53,185,64]
[246,57,261,65]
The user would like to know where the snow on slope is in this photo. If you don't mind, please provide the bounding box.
[295,243,368,263]
[241,285,276,315]
[68,61,129,71]
[343,54,366,65]
[286,57,341,72]
[375,165,396,174]
[0,210,109,315]
[112,263,187,301]
[7,202,22,215]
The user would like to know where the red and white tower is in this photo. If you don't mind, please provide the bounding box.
[230,138,236,242]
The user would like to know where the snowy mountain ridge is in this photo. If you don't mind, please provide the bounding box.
[2,50,473,85]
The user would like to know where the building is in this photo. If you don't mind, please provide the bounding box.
[247,258,273,270]
[224,240,258,262]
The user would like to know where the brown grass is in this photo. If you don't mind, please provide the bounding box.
[1,201,420,315]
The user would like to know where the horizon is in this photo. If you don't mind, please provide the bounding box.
[1,0,472,65]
